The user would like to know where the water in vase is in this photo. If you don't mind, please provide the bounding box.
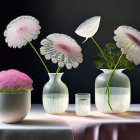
[95,87,130,113]
[43,93,68,114]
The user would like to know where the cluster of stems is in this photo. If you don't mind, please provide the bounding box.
[91,37,133,110]
[91,37,123,110]
[105,53,124,110]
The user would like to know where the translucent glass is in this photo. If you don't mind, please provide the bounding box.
[95,69,130,113]
[43,73,69,114]
[75,93,91,116]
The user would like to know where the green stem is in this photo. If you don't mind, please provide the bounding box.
[105,53,124,110]
[105,53,124,95]
[28,42,50,73]
[54,67,61,81]
[105,42,134,110]
[91,37,111,69]
[108,87,112,110]
[105,42,134,95]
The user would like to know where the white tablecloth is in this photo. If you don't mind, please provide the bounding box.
[0,104,74,140]
[1,104,140,140]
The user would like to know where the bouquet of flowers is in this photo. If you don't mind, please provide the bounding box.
[4,16,83,81]
[75,16,140,110]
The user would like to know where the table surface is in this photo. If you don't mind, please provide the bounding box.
[55,104,140,123]
[1,104,140,128]
[0,104,72,129]
[1,104,140,140]
[0,104,74,140]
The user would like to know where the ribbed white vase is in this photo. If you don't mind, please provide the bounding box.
[95,69,131,113]
[43,73,69,114]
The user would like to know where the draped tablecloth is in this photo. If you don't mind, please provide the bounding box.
[49,104,140,140]
[0,104,140,140]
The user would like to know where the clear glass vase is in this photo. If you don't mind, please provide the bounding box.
[43,73,69,114]
[95,69,131,113]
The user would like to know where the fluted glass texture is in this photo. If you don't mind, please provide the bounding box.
[95,69,130,113]
[43,73,69,114]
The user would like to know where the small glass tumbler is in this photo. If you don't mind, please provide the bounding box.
[75,93,91,116]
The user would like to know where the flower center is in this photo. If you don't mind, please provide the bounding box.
[55,44,72,55]
[125,33,140,47]
[19,27,24,31]
[61,46,68,50]
[18,26,28,33]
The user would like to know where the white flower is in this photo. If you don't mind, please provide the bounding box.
[75,16,101,42]
[114,25,140,65]
[40,33,83,69]
[4,16,41,48]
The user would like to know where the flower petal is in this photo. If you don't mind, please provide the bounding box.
[40,33,83,69]
[47,33,82,56]
[75,16,101,40]
[114,25,140,65]
[4,16,41,48]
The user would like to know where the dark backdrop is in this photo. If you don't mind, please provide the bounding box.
[0,0,140,104]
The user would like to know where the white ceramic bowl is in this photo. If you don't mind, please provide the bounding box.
[0,91,31,123]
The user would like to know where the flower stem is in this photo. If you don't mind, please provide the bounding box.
[91,37,111,69]
[105,53,124,110]
[54,67,61,81]
[105,42,134,110]
[107,87,112,110]
[28,42,50,73]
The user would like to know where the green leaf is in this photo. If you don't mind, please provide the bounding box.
[93,57,105,69]
[93,57,104,64]
[105,43,116,49]
[115,51,121,56]
[93,42,134,70]
[124,61,134,70]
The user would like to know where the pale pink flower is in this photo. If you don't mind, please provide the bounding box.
[114,25,140,65]
[40,33,83,69]
[4,16,41,48]
[75,16,101,42]
[0,69,33,90]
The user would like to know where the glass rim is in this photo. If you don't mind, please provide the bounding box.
[76,98,89,100]
[75,93,90,95]
[75,93,90,99]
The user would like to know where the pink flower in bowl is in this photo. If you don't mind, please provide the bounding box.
[0,69,33,91]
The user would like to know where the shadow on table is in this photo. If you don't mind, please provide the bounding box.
[17,119,69,126]
[59,111,109,119]
[59,110,140,120]
[110,111,140,118]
